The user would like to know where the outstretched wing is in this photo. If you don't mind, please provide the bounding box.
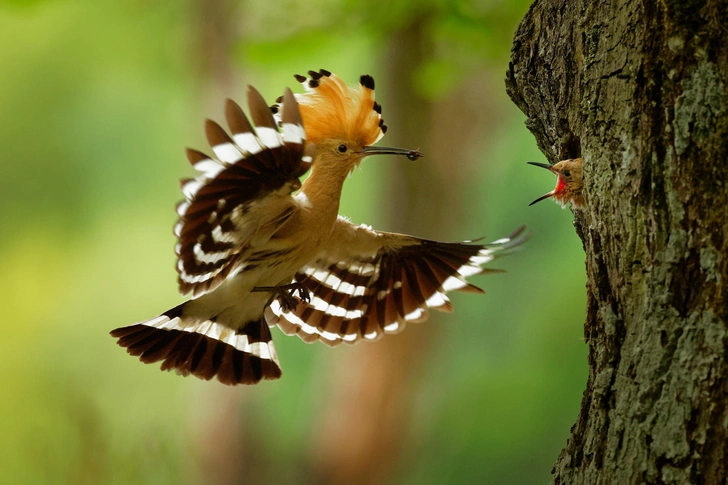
[265,218,530,346]
[174,87,311,298]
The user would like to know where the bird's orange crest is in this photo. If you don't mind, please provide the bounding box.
[277,69,386,147]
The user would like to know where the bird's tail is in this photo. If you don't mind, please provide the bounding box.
[110,304,281,385]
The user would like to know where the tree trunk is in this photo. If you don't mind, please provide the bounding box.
[506,1,728,483]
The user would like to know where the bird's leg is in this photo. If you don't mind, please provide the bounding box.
[252,282,310,312]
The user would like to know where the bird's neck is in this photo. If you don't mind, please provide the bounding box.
[299,161,350,215]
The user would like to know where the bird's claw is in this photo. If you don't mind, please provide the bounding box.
[253,282,310,312]
[277,291,298,313]
[293,283,311,304]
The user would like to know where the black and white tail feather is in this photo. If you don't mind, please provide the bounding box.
[110,308,280,385]
[111,87,308,385]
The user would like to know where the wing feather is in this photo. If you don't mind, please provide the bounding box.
[175,88,308,298]
[268,218,530,346]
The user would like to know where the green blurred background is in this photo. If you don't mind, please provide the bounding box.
[0,0,586,483]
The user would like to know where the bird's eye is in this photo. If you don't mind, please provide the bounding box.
[337,144,348,153]
[563,170,571,177]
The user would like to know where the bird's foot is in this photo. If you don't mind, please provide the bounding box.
[253,282,310,312]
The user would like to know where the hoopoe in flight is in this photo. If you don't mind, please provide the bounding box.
[528,158,584,208]
[111,69,529,385]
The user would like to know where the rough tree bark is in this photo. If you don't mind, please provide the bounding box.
[506,0,728,483]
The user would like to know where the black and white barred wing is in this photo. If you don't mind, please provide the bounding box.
[175,87,310,298]
[265,218,530,346]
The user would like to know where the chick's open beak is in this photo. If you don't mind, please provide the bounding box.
[526,162,555,171]
[527,162,557,206]
[529,191,556,206]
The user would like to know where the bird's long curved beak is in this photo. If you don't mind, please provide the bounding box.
[526,161,554,171]
[362,145,423,161]
[529,191,556,206]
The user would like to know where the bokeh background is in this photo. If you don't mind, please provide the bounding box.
[0,0,587,483]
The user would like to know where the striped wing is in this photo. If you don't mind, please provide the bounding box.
[174,87,311,298]
[265,218,530,346]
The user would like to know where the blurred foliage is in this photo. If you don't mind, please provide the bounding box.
[0,0,586,483]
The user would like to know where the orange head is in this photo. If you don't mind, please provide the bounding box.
[272,69,422,171]
[528,158,584,208]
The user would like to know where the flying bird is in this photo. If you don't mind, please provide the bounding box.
[527,158,584,208]
[111,70,529,385]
